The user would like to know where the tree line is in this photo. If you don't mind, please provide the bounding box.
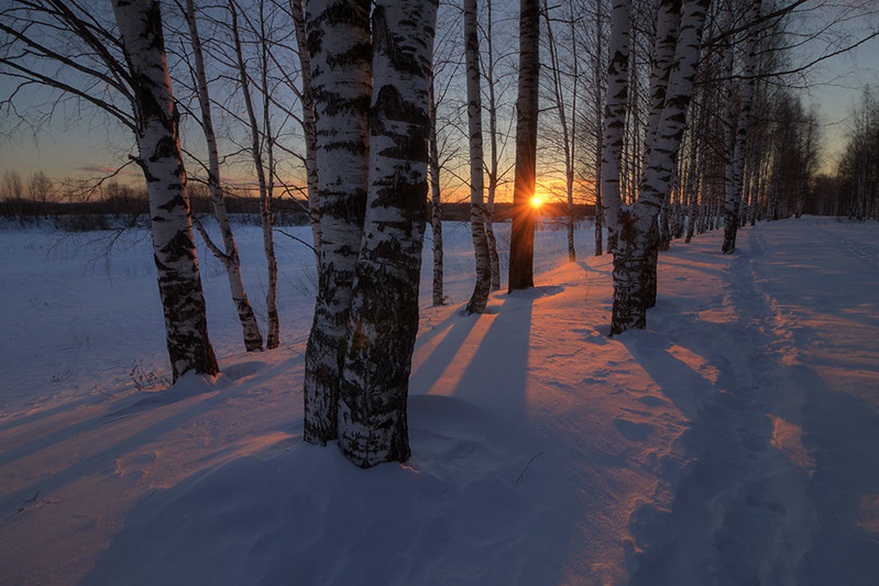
[0,172,317,228]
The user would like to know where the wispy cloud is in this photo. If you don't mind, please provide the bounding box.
[76,164,139,176]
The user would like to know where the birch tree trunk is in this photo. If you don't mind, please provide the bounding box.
[684,103,705,243]
[600,0,631,263]
[259,15,280,349]
[464,0,492,314]
[338,0,438,467]
[543,0,578,263]
[112,0,218,381]
[184,0,263,353]
[508,0,539,292]
[749,130,765,225]
[484,188,501,291]
[604,0,709,335]
[484,192,500,290]
[567,6,578,263]
[429,79,444,307]
[290,0,321,256]
[639,0,680,310]
[722,0,761,254]
[484,0,501,290]
[594,0,605,257]
[643,0,680,156]
[229,1,280,349]
[302,0,371,445]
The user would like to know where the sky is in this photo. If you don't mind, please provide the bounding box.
[799,19,879,170]
[0,7,877,189]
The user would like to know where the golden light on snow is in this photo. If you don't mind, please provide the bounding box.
[666,344,720,384]
[859,494,879,532]
[769,415,815,476]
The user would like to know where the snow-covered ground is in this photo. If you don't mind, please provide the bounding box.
[1,217,877,585]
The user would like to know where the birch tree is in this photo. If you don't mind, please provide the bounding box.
[602,0,709,334]
[426,7,469,306]
[600,0,630,270]
[229,0,281,349]
[112,0,219,379]
[481,0,515,291]
[302,0,371,445]
[721,0,761,254]
[428,79,445,306]
[337,0,438,467]
[508,0,540,292]
[182,0,264,352]
[590,0,607,256]
[289,0,320,254]
[838,88,879,219]
[464,0,492,314]
[542,0,579,263]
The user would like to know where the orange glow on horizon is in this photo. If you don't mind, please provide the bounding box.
[530,194,543,208]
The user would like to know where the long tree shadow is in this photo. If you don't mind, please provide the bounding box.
[408,309,484,398]
[1,355,306,586]
[448,288,542,423]
[0,355,301,521]
[81,287,583,586]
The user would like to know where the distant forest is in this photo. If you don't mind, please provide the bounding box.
[0,182,596,231]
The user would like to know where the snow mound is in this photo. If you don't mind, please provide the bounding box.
[84,394,565,586]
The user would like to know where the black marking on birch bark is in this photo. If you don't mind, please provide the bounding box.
[336,0,436,467]
[113,0,219,381]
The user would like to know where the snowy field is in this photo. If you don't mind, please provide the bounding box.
[1,217,878,585]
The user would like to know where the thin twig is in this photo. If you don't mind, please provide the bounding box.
[516,452,544,484]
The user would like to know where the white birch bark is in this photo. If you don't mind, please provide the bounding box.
[484,0,501,290]
[600,0,631,258]
[184,0,263,353]
[594,0,605,257]
[428,78,444,307]
[290,0,320,256]
[338,0,438,467]
[259,11,280,350]
[566,5,578,263]
[302,0,371,445]
[607,0,709,334]
[643,0,680,156]
[722,0,761,254]
[112,0,218,381]
[229,1,280,349]
[639,0,680,311]
[484,183,501,291]
[637,0,708,210]
[684,100,706,243]
[741,143,756,226]
[751,127,768,224]
[543,0,578,263]
[464,0,491,314]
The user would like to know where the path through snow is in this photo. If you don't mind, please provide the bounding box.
[630,220,879,585]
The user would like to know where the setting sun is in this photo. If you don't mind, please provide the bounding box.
[530,194,543,208]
